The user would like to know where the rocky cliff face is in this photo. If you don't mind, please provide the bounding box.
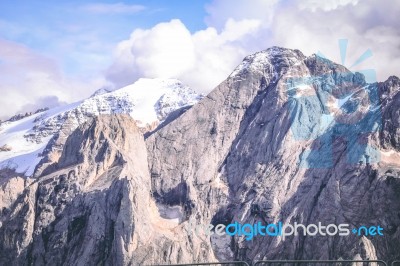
[0,47,399,265]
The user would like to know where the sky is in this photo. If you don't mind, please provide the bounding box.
[0,0,399,120]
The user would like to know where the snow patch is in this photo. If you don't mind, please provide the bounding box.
[0,78,202,177]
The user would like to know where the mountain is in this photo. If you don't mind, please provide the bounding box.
[0,78,203,177]
[0,47,399,265]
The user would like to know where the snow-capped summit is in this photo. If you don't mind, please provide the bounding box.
[229,47,304,78]
[0,78,203,176]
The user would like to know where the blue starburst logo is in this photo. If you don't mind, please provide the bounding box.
[286,39,381,168]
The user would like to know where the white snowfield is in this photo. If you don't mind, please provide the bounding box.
[0,78,202,176]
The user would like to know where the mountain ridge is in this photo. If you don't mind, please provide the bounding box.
[0,46,399,264]
[0,78,202,176]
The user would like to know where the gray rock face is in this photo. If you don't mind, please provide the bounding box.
[146,48,400,262]
[0,115,215,265]
[0,47,399,265]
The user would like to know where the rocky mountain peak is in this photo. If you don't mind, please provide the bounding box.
[380,75,400,99]
[0,78,202,177]
[0,47,399,265]
[41,115,139,178]
[229,46,305,80]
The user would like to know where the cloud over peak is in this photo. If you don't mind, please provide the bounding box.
[106,0,400,94]
[1,0,399,119]
[105,18,262,92]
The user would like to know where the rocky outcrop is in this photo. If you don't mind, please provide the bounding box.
[146,47,400,262]
[0,144,11,152]
[6,108,49,123]
[0,47,399,265]
[0,115,217,265]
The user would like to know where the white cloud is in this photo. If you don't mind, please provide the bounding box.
[184,19,261,91]
[106,0,399,93]
[106,18,262,92]
[0,39,106,120]
[82,2,145,15]
[2,0,398,121]
[268,0,400,82]
[106,20,195,89]
[129,20,196,79]
[205,0,279,29]
[299,0,359,12]
[19,96,67,114]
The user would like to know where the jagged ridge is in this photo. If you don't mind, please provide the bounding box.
[0,47,399,265]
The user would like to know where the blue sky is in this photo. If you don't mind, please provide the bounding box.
[0,0,208,76]
[0,0,399,119]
